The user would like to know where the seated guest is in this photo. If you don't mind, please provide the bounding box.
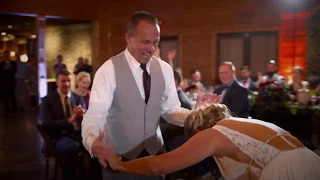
[74,71,91,110]
[289,66,309,96]
[160,71,193,179]
[258,60,285,86]
[188,69,209,92]
[40,70,85,180]
[214,61,249,118]
[161,71,215,180]
[161,71,193,151]
[239,66,256,91]
[174,71,193,110]
[74,71,102,179]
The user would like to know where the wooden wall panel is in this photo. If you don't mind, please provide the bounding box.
[1,0,318,84]
[180,32,213,84]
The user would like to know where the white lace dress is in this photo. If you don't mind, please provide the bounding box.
[212,125,320,180]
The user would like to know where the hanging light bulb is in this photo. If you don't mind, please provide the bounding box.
[20,54,28,62]
[10,51,15,57]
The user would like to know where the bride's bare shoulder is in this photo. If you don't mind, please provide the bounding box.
[217,117,271,126]
[216,117,250,124]
[216,117,285,133]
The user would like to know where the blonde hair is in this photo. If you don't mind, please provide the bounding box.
[292,66,304,75]
[76,71,91,82]
[220,61,236,71]
[184,104,231,137]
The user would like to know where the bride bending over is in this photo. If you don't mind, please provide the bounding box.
[105,104,320,180]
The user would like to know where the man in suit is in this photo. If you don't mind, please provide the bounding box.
[40,70,85,180]
[239,66,256,91]
[214,61,249,118]
[81,11,220,180]
[0,50,17,115]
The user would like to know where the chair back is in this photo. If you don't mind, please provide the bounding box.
[36,124,62,167]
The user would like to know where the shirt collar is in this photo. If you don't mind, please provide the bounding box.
[240,78,251,82]
[124,48,151,71]
[224,80,235,88]
[57,88,71,99]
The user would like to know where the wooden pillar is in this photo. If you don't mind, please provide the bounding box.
[36,16,47,104]
[91,20,100,73]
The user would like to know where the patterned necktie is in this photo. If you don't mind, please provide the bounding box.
[64,96,71,118]
[140,64,151,104]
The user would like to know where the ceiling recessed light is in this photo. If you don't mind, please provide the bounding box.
[1,32,6,36]
[30,34,37,39]
[10,51,15,57]
[8,25,13,28]
[20,54,28,62]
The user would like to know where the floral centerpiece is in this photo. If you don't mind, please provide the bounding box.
[250,80,290,120]
[256,80,290,106]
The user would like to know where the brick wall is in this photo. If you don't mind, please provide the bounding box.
[104,0,283,84]
[1,0,317,85]
[45,23,92,89]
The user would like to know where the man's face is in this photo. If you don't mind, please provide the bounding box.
[266,64,276,75]
[219,64,235,85]
[240,69,250,80]
[126,20,160,64]
[57,55,63,63]
[78,57,84,65]
[56,75,71,94]
[192,72,201,82]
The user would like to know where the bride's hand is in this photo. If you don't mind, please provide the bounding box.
[195,93,221,109]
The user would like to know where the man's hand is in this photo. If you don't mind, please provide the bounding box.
[167,49,177,61]
[68,114,77,124]
[72,106,84,117]
[195,93,221,109]
[105,144,124,171]
[92,131,114,168]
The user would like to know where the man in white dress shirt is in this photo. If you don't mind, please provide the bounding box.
[81,11,219,179]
